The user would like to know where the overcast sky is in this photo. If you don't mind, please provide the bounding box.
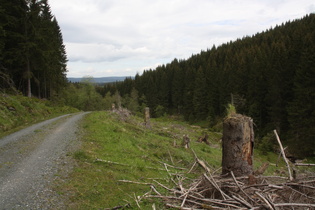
[49,0,315,78]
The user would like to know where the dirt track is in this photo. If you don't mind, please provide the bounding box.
[0,112,88,209]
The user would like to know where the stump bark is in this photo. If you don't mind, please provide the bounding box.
[222,114,254,176]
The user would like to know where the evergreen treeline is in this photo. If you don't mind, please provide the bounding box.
[0,0,67,98]
[101,14,315,158]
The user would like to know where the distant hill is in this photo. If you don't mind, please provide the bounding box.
[67,76,132,84]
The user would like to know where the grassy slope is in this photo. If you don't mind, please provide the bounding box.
[0,94,78,137]
[60,111,290,209]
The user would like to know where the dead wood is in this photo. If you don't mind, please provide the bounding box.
[104,203,131,210]
[182,134,190,149]
[295,163,315,167]
[95,158,165,171]
[254,162,270,176]
[222,114,254,176]
[274,130,294,181]
[111,107,131,121]
[123,154,315,209]
[197,133,210,145]
[118,180,152,185]
[113,142,315,209]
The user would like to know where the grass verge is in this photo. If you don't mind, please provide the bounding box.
[0,94,78,137]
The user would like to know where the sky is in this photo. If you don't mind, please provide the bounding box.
[49,0,315,78]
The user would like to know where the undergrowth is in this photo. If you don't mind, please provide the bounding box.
[59,111,293,209]
[0,94,78,137]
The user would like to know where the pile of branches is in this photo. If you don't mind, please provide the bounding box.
[118,155,315,209]
[146,168,315,209]
[111,107,131,122]
[114,130,315,209]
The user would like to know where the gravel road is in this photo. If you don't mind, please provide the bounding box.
[0,112,88,209]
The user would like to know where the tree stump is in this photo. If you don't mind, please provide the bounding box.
[222,114,254,176]
[144,107,151,128]
[182,135,190,149]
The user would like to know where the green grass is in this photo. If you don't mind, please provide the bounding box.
[59,111,220,209]
[0,94,78,137]
[58,111,297,209]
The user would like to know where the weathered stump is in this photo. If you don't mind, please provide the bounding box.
[144,107,151,128]
[111,103,116,111]
[222,114,254,176]
[182,135,190,149]
[197,133,210,145]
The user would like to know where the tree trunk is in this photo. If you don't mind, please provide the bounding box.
[26,56,31,98]
[222,114,254,176]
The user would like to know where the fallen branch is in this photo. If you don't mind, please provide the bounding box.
[104,203,131,210]
[186,194,241,208]
[188,161,197,173]
[255,192,276,210]
[231,195,253,209]
[230,171,256,204]
[150,185,161,196]
[295,163,315,167]
[203,173,231,200]
[96,158,165,171]
[95,158,129,166]
[168,149,174,165]
[273,130,293,181]
[274,203,315,208]
[134,193,141,208]
[152,180,175,193]
[191,148,212,173]
[118,180,152,185]
[158,161,186,170]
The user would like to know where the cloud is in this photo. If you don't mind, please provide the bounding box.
[67,42,151,62]
[49,0,314,77]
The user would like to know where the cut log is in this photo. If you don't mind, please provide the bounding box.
[222,114,254,176]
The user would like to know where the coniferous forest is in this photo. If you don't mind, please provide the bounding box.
[0,0,67,98]
[102,14,315,158]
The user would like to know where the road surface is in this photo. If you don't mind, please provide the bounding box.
[0,112,88,209]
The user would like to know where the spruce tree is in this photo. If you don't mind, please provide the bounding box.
[171,60,184,113]
[287,38,315,157]
[0,5,4,56]
[193,66,208,120]
[0,0,67,97]
[1,0,28,92]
